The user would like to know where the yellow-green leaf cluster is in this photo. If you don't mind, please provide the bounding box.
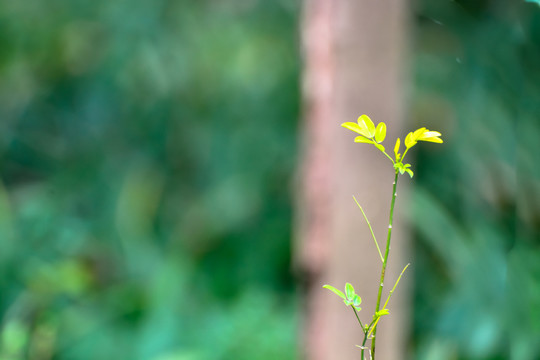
[403,127,442,149]
[341,115,386,148]
[341,114,443,178]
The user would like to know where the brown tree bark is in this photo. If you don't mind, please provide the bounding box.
[297,0,409,359]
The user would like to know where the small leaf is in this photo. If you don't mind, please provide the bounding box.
[394,138,400,160]
[353,294,362,310]
[345,283,355,301]
[374,122,386,143]
[376,309,390,317]
[323,285,346,300]
[405,168,414,178]
[420,133,443,143]
[404,132,416,149]
[421,136,443,144]
[341,122,366,136]
[421,131,441,138]
[418,129,443,143]
[354,136,374,144]
[412,127,427,140]
[358,115,376,138]
[374,143,385,152]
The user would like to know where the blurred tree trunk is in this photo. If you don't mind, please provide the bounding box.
[296,0,409,359]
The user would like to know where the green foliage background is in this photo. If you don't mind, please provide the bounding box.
[410,1,540,359]
[0,1,299,359]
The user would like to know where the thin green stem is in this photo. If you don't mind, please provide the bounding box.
[352,306,364,330]
[381,150,395,164]
[369,138,395,165]
[352,307,367,360]
[401,147,411,163]
[353,196,384,263]
[371,171,399,359]
[382,263,410,311]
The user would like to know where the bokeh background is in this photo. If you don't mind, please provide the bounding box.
[0,1,299,359]
[0,1,539,360]
[410,1,540,359]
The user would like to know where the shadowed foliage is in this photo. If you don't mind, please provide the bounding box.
[0,1,300,359]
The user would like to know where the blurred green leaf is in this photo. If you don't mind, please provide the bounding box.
[323,284,346,301]
[0,1,300,359]
[353,294,362,311]
[1,320,29,357]
[345,283,355,301]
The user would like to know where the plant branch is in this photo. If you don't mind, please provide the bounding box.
[353,196,384,263]
[371,171,399,359]
[352,306,364,330]
[360,317,377,360]
[382,263,410,311]
[380,149,395,164]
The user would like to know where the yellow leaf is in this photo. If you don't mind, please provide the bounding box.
[421,130,441,138]
[412,127,427,141]
[404,132,416,148]
[419,130,443,143]
[394,138,400,159]
[341,122,366,136]
[355,136,373,144]
[358,115,376,138]
[375,122,386,143]
[421,136,443,143]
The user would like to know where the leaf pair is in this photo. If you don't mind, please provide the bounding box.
[403,127,442,149]
[323,283,362,311]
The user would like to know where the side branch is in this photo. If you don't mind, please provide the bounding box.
[353,196,384,263]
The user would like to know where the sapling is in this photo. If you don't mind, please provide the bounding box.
[323,114,442,360]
